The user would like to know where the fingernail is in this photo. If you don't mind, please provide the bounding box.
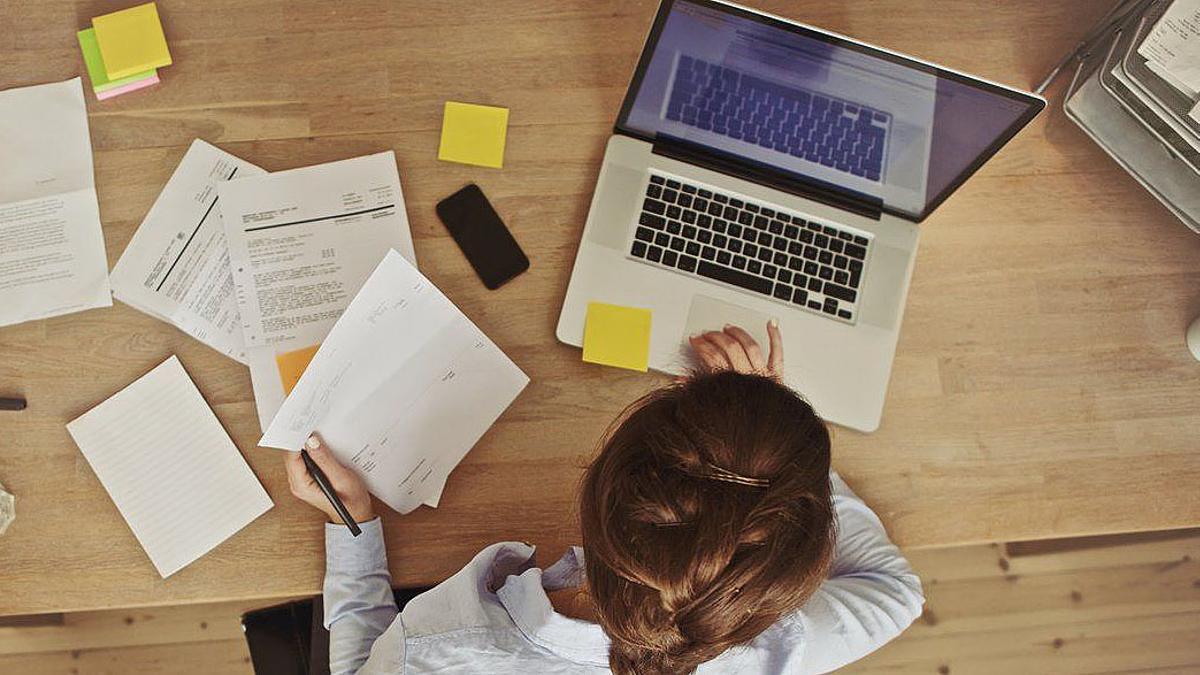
[305,435,320,450]
[769,319,779,329]
[723,324,732,330]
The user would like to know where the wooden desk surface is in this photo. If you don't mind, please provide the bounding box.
[2,0,1199,617]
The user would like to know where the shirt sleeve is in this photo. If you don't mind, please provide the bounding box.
[324,517,402,675]
[796,473,925,673]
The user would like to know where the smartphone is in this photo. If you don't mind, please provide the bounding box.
[436,184,529,290]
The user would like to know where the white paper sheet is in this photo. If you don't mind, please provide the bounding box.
[259,250,528,514]
[66,355,273,578]
[218,152,417,430]
[109,140,265,363]
[1139,0,1200,92]
[0,78,111,327]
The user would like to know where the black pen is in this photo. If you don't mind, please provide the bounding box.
[0,397,26,411]
[301,448,362,537]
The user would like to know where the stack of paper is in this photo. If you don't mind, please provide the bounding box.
[77,3,172,101]
[109,140,264,363]
[67,356,272,578]
[1138,0,1200,121]
[259,250,529,513]
[0,78,111,328]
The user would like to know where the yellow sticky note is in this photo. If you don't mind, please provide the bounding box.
[92,2,173,80]
[582,302,652,372]
[276,344,321,396]
[438,101,509,169]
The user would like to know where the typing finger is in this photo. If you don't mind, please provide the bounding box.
[704,330,755,373]
[722,324,766,371]
[689,334,730,372]
[766,319,784,377]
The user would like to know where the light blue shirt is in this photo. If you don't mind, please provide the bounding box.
[323,474,924,674]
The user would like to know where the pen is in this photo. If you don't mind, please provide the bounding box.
[0,397,26,411]
[301,448,362,537]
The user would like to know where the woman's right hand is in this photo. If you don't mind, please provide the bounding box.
[687,320,784,381]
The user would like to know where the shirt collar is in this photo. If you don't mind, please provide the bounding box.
[494,546,611,667]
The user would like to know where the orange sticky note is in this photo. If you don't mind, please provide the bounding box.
[276,344,320,395]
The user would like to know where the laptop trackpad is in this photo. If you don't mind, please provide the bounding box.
[670,295,778,372]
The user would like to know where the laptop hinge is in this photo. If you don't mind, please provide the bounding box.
[650,136,883,220]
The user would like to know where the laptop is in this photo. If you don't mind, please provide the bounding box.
[556,0,1044,432]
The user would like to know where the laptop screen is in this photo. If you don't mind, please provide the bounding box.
[617,0,1044,221]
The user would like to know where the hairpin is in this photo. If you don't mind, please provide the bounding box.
[686,462,770,488]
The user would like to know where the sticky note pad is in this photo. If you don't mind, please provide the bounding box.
[276,344,321,396]
[92,2,173,80]
[582,302,652,372]
[438,101,509,169]
[77,28,157,94]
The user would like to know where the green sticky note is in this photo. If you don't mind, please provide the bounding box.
[77,28,156,92]
[582,302,652,372]
[438,101,509,168]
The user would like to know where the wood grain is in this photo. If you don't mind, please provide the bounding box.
[2,0,1199,615]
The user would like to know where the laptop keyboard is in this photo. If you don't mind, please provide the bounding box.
[666,55,889,182]
[630,173,870,324]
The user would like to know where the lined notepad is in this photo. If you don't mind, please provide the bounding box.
[67,356,272,578]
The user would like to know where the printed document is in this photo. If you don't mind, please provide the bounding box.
[259,250,528,514]
[109,140,264,363]
[66,355,273,578]
[0,78,110,327]
[1139,0,1200,93]
[218,152,417,430]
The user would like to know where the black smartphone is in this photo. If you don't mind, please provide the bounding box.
[436,184,529,290]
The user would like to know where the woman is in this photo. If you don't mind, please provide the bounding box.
[286,323,923,674]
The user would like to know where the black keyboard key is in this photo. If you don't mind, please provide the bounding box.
[835,270,849,285]
[745,203,759,213]
[758,248,773,262]
[822,225,837,236]
[662,189,678,204]
[788,257,804,271]
[728,223,743,238]
[698,229,712,244]
[678,194,693,208]
[729,239,742,253]
[773,284,791,301]
[829,239,844,254]
[683,225,697,239]
[640,212,666,229]
[743,228,758,242]
[686,241,701,256]
[838,231,853,241]
[701,245,716,260]
[748,259,762,274]
[724,206,739,220]
[778,213,792,224]
[823,300,838,315]
[679,255,698,272]
[682,210,697,224]
[804,261,818,276]
[663,250,678,266]
[729,198,744,208]
[670,237,685,251]
[853,235,869,245]
[738,211,754,226]
[819,251,833,265]
[632,241,647,257]
[763,264,778,278]
[773,236,788,252]
[697,260,773,295]
[666,179,681,189]
[717,250,732,265]
[769,220,784,235]
[698,214,712,228]
[807,300,822,310]
[800,229,814,243]
[713,233,727,247]
[636,227,654,242]
[834,255,848,269]
[838,309,852,319]
[803,246,818,260]
[792,288,808,305]
[784,225,800,239]
[667,205,683,220]
[732,255,748,269]
[794,273,807,288]
[667,221,681,235]
[646,184,663,199]
[806,221,821,231]
[849,259,863,272]
[713,220,727,233]
[744,243,758,257]
[698,188,713,198]
[815,233,829,248]
[823,283,857,303]
[849,269,862,288]
[644,199,666,215]
[761,207,775,217]
[778,269,793,284]
[808,277,822,292]
[650,174,665,185]
[709,202,724,216]
[844,243,867,260]
[655,232,670,247]
[647,245,663,262]
[754,215,769,229]
[773,252,787,266]
[757,231,773,245]
[789,241,804,256]
[818,266,833,280]
[682,184,697,194]
[713,193,728,204]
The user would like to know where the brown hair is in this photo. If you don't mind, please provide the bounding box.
[580,371,835,675]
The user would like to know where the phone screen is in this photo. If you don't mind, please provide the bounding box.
[436,184,529,290]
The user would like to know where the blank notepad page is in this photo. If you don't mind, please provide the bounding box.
[67,355,272,578]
